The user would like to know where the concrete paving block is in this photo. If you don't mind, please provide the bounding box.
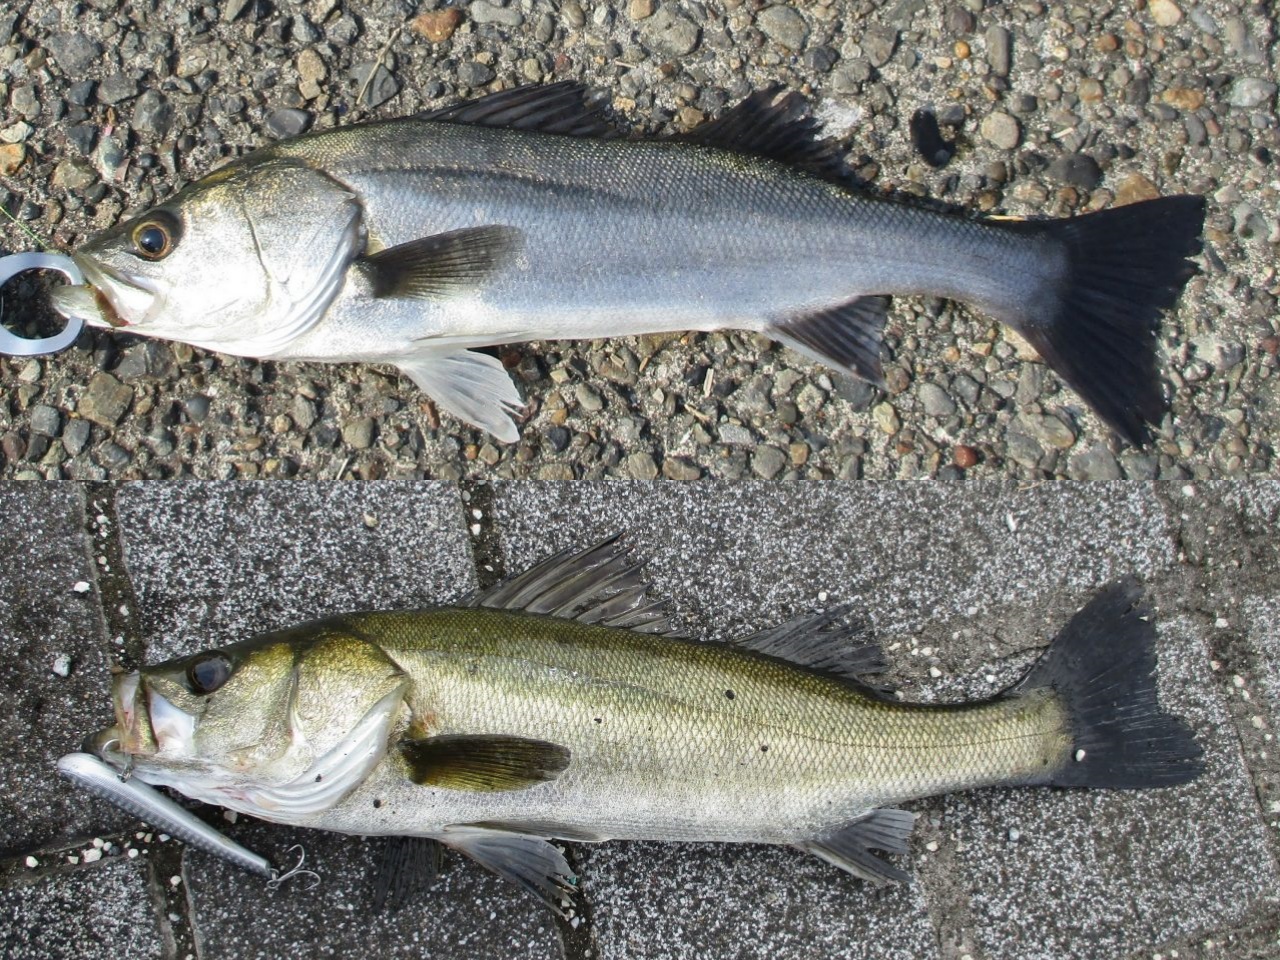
[949,615,1278,960]
[184,821,561,960]
[0,484,128,850]
[580,841,937,960]
[114,481,475,660]
[0,859,163,960]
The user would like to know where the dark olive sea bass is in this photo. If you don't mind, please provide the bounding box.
[52,84,1205,444]
[83,539,1202,909]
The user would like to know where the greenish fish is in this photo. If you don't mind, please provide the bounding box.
[84,538,1202,909]
[51,83,1205,444]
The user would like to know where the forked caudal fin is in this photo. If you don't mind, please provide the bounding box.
[1013,579,1204,789]
[996,196,1206,446]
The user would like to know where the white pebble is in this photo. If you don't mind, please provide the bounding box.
[470,523,482,536]
[472,508,484,520]
[158,834,170,842]
[51,654,72,677]
[127,848,139,859]
[169,875,182,887]
[928,666,942,678]
[66,855,79,865]
[83,848,103,863]
[72,581,91,594]
[1075,749,1087,762]
[1008,828,1021,841]
[817,590,828,602]
[92,837,104,848]
[25,856,38,868]
[1214,618,1229,629]
[222,810,239,824]
[925,840,939,852]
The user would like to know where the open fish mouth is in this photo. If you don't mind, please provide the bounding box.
[49,255,161,329]
[90,671,181,761]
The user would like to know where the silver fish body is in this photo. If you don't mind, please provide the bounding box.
[54,85,1204,443]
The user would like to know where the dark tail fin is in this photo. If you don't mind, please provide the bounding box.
[999,196,1205,446]
[1014,580,1203,789]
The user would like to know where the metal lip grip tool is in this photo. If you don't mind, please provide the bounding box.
[0,251,86,356]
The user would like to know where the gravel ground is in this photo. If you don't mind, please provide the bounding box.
[2,480,1279,960]
[0,0,1276,481]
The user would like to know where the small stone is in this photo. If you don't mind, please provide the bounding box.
[30,405,61,437]
[410,8,463,42]
[1046,154,1102,189]
[1148,0,1182,27]
[266,108,311,138]
[980,112,1020,150]
[78,373,133,427]
[184,395,211,423]
[1161,87,1204,111]
[872,402,900,435]
[470,0,523,27]
[644,5,700,57]
[1077,78,1104,102]
[10,85,39,117]
[291,395,317,430]
[97,73,139,105]
[352,63,399,108]
[574,383,603,413]
[222,0,252,22]
[63,419,91,456]
[1068,444,1122,480]
[0,143,24,175]
[625,451,659,479]
[44,32,103,74]
[662,458,701,480]
[1227,78,1277,109]
[1018,413,1076,449]
[946,7,975,34]
[953,445,978,469]
[297,48,327,85]
[985,25,1011,77]
[1115,173,1160,206]
[456,61,495,88]
[750,445,788,479]
[757,6,809,52]
[73,581,91,594]
[51,654,72,677]
[629,0,654,20]
[132,90,173,138]
[862,26,898,68]
[52,158,97,190]
[918,382,956,418]
[342,417,376,449]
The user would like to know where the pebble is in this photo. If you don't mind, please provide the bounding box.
[862,26,898,68]
[51,653,72,677]
[63,419,91,456]
[1018,413,1076,450]
[457,61,495,88]
[644,6,700,57]
[96,73,139,104]
[132,90,173,138]
[411,9,464,43]
[629,0,654,20]
[470,1,523,28]
[574,383,604,413]
[266,108,311,138]
[43,32,102,74]
[625,451,659,479]
[353,63,399,108]
[980,112,1020,150]
[872,402,900,435]
[0,143,24,175]
[1115,172,1160,206]
[342,417,376,449]
[30,405,61,437]
[77,373,133,428]
[1068,444,1122,480]
[1046,154,1102,190]
[985,25,1011,77]
[1227,79,1277,110]
[750,445,788,479]
[954,445,978,469]
[757,7,809,52]
[1148,0,1182,27]
[918,382,956,418]
[52,158,97,190]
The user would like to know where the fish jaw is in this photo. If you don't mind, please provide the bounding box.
[49,253,163,330]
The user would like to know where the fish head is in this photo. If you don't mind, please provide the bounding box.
[90,624,410,815]
[51,156,365,356]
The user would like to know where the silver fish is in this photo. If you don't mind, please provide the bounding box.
[53,83,1204,444]
[83,538,1202,911]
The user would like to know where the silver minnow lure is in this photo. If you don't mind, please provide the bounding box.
[49,83,1205,445]
[56,751,275,879]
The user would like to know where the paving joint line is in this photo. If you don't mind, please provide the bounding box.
[458,480,601,960]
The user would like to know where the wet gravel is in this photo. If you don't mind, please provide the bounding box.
[0,0,1276,480]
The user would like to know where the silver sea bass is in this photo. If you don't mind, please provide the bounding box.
[81,538,1202,910]
[53,83,1205,444]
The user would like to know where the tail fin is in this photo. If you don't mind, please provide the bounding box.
[1014,580,1203,789]
[999,196,1205,446]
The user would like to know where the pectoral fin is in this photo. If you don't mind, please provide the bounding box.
[397,348,524,442]
[796,808,916,886]
[359,226,522,300]
[441,825,577,914]
[400,734,571,792]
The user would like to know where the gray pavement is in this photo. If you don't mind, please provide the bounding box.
[0,480,1278,959]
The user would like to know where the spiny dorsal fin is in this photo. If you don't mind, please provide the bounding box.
[796,808,916,886]
[400,734,571,792]
[439,825,577,915]
[768,295,890,387]
[418,81,618,138]
[371,836,444,913]
[469,535,682,636]
[734,605,888,682]
[682,86,848,182]
[359,226,522,300]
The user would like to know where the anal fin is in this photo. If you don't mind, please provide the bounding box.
[397,348,525,442]
[371,836,444,913]
[796,808,916,886]
[767,296,889,387]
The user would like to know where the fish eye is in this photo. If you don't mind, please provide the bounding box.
[131,214,179,260]
[186,653,232,694]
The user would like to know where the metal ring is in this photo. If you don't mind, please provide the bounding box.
[0,251,87,356]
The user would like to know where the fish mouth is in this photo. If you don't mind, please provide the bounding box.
[91,671,196,764]
[50,255,160,330]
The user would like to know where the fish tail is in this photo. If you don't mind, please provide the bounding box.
[1014,579,1203,789]
[996,195,1205,445]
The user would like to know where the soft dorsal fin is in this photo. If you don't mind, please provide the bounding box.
[734,605,889,682]
[418,81,618,138]
[682,87,847,182]
[469,535,682,636]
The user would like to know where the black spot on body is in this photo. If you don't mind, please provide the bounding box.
[373,798,383,809]
[760,744,769,753]
[724,689,735,700]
